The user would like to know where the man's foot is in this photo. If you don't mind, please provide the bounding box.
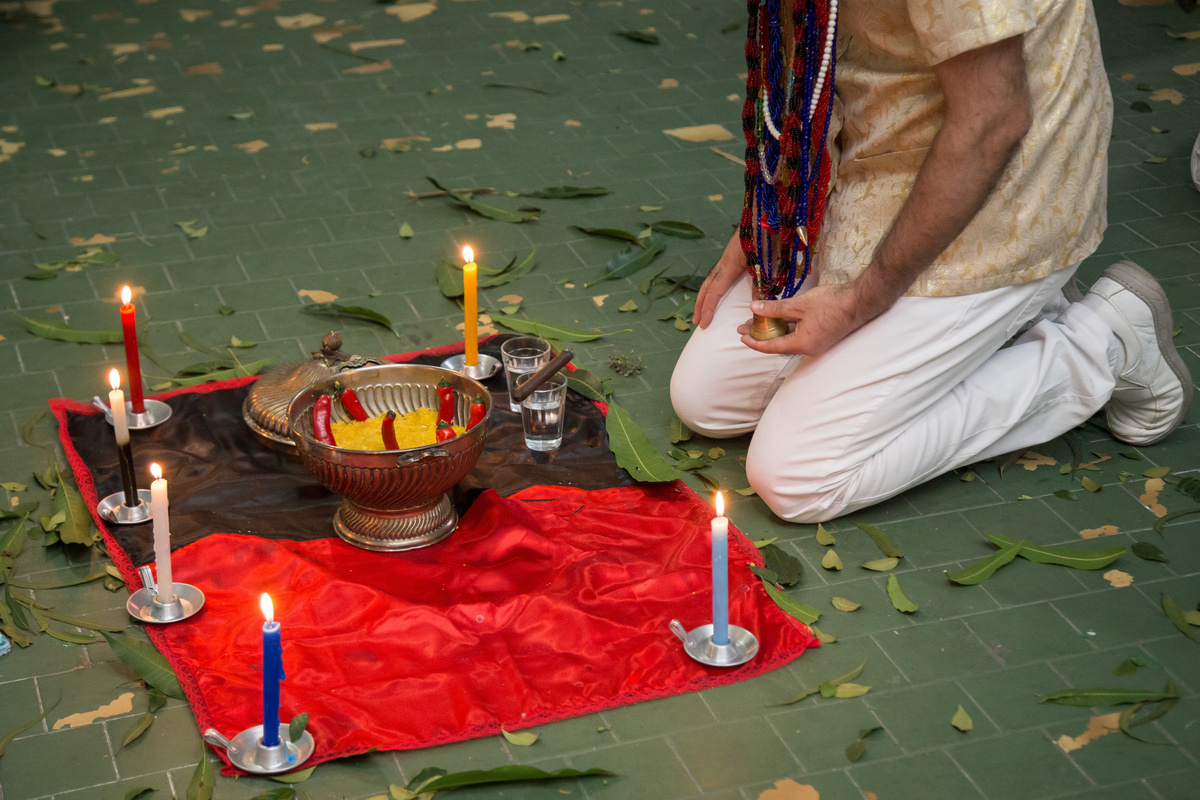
[1081,261,1193,445]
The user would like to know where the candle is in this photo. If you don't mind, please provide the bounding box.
[149,464,175,604]
[119,286,145,414]
[711,492,729,646]
[260,593,285,747]
[109,370,139,507]
[462,246,478,367]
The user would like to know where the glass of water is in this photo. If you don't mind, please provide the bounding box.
[501,336,551,412]
[517,372,568,452]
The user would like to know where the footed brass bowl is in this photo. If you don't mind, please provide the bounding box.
[287,364,491,551]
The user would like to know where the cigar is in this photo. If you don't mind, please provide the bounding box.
[511,349,575,403]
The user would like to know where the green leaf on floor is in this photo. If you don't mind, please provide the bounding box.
[1113,657,1144,676]
[1154,506,1200,534]
[418,765,612,792]
[247,789,294,800]
[1037,685,1179,706]
[760,578,820,625]
[649,220,705,239]
[569,225,644,247]
[887,575,918,613]
[815,524,835,546]
[735,486,756,496]
[855,522,903,558]
[44,628,102,644]
[521,186,609,199]
[605,401,679,482]
[951,705,973,732]
[618,299,639,312]
[830,596,859,612]
[987,534,1125,570]
[802,660,866,703]
[186,752,216,800]
[1161,593,1200,644]
[101,631,186,700]
[761,543,802,586]
[7,570,106,590]
[302,302,400,337]
[1,482,26,492]
[229,109,255,121]
[564,364,610,402]
[822,549,843,571]
[960,468,976,482]
[1131,541,1169,563]
[1129,100,1151,113]
[1081,476,1102,492]
[861,557,899,572]
[271,766,315,784]
[0,694,60,757]
[483,82,557,95]
[52,466,93,546]
[491,313,629,342]
[119,710,156,751]
[845,726,882,763]
[501,726,538,746]
[1143,465,1171,479]
[174,220,208,240]
[615,28,660,43]
[835,682,870,698]
[1118,692,1178,745]
[289,712,308,742]
[399,222,414,238]
[1144,156,1168,164]
[668,414,692,444]
[1053,488,1077,500]
[16,314,122,344]
[230,336,256,348]
[947,538,1025,585]
[218,305,235,316]
[810,624,836,643]
[427,177,540,222]
[124,787,155,800]
[585,237,667,287]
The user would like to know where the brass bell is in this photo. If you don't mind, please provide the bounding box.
[750,314,789,341]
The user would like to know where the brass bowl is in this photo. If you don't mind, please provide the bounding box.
[287,364,491,551]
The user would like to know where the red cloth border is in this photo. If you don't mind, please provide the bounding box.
[52,337,814,772]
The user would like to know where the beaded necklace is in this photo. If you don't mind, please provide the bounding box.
[739,0,838,300]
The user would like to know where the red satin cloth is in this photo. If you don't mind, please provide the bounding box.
[162,484,817,769]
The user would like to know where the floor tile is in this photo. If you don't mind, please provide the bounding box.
[950,729,1091,800]
[669,718,798,791]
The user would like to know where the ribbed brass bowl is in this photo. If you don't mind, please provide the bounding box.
[287,364,491,551]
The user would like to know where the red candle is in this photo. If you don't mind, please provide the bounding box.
[119,286,145,413]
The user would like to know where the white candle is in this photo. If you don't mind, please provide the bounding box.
[149,463,175,604]
[108,369,129,446]
[712,492,729,646]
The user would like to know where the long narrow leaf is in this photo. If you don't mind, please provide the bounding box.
[649,220,705,239]
[16,314,121,344]
[421,765,611,791]
[302,303,399,338]
[605,401,679,482]
[522,186,609,199]
[186,752,216,800]
[1037,686,1179,706]
[491,314,629,343]
[947,539,1024,585]
[856,523,902,558]
[1161,593,1200,644]
[427,177,539,222]
[53,466,93,546]
[0,694,60,757]
[585,237,667,287]
[760,578,821,624]
[987,534,1125,570]
[7,571,108,590]
[570,225,644,246]
[101,631,186,700]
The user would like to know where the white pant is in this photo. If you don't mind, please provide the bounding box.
[670,269,1120,523]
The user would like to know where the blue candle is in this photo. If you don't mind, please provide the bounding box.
[711,493,729,646]
[260,593,285,747]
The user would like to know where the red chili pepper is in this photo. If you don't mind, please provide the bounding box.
[334,381,369,422]
[436,378,455,425]
[435,420,456,442]
[467,394,486,429]
[381,410,399,450]
[311,394,336,445]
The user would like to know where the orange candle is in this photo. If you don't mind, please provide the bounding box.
[462,246,478,367]
[119,286,145,413]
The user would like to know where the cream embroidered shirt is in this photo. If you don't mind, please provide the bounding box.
[814,0,1112,296]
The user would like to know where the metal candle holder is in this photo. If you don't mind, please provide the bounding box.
[127,566,204,624]
[440,352,500,380]
[203,725,315,774]
[669,619,759,667]
[98,488,152,525]
[93,396,172,430]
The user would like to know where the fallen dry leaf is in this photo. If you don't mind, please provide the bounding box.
[262,43,284,51]
[343,60,391,75]
[490,10,529,22]
[179,8,212,21]
[233,139,270,154]
[726,93,740,101]
[299,289,338,303]
[106,43,140,56]
[305,122,338,131]
[53,693,135,730]
[0,125,15,133]
[757,779,820,800]
[710,146,743,165]
[161,165,180,174]
[381,136,430,149]
[145,106,184,119]
[1079,525,1119,539]
[534,13,570,23]
[1057,713,1121,753]
[593,295,608,307]
[385,2,435,22]
[454,138,481,150]
[69,233,116,246]
[73,175,94,182]
[99,85,156,100]
[431,144,453,152]
[1104,569,1134,588]
[1173,62,1200,76]
[184,61,222,75]
[98,116,117,124]
[49,42,68,50]
[564,119,582,127]
[0,140,26,164]
[708,194,724,201]
[664,124,734,142]
[1017,451,1055,471]
[486,113,516,130]
[1149,88,1184,105]
[1140,478,1168,517]
[311,24,361,43]
[92,9,120,19]
[219,19,238,28]
[497,294,522,304]
[658,78,679,89]
[275,12,324,29]
[46,147,66,157]
[350,38,405,51]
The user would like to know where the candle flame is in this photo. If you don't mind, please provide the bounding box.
[150,463,162,480]
[462,245,474,264]
[715,491,724,517]
[261,593,273,622]
[121,285,131,306]
[108,369,120,391]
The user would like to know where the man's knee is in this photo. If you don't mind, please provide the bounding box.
[745,450,848,524]
[670,356,748,438]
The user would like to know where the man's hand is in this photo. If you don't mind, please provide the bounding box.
[736,282,889,356]
[695,232,748,329]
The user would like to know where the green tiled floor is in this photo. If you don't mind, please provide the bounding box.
[1,0,1199,798]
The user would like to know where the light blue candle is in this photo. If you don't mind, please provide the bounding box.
[260,594,285,747]
[711,493,729,646]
